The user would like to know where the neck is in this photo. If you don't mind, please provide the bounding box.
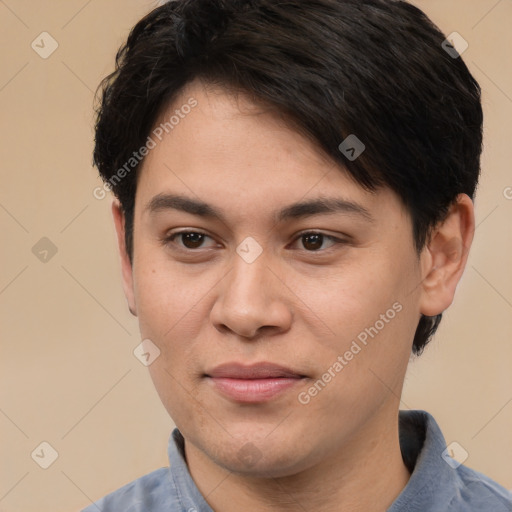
[184,406,411,512]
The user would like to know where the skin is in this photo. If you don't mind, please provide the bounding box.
[112,79,475,511]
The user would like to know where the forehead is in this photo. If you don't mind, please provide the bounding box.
[140,80,334,181]
[135,80,407,227]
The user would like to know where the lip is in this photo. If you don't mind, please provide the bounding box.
[206,362,304,379]
[205,362,306,403]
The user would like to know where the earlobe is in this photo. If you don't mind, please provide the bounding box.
[418,194,475,317]
[111,200,138,317]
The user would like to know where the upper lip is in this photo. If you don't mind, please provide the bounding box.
[206,362,304,379]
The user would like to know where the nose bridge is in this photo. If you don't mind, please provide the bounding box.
[210,246,292,338]
[225,249,273,310]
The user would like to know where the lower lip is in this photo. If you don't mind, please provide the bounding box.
[208,377,303,403]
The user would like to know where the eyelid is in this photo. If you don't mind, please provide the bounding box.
[161,229,218,249]
[289,230,347,251]
[162,228,348,253]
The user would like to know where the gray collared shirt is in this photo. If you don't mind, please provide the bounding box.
[82,410,512,511]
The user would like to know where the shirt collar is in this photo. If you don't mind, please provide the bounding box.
[168,428,215,512]
[389,409,460,511]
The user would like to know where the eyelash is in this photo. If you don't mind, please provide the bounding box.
[161,230,346,254]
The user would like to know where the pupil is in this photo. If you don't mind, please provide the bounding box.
[183,233,204,248]
[303,234,322,251]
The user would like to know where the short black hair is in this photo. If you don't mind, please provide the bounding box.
[93,0,483,355]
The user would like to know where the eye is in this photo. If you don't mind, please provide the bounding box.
[163,230,217,250]
[291,231,345,252]
[162,230,346,254]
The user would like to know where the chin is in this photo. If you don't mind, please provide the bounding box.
[203,430,313,478]
[217,450,309,479]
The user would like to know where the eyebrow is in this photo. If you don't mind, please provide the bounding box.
[144,193,374,224]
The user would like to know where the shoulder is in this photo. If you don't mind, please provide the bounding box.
[448,464,512,511]
[81,467,176,512]
[392,410,512,512]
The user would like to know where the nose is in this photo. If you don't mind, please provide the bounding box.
[209,251,293,340]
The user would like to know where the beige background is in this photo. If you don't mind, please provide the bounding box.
[0,1,511,511]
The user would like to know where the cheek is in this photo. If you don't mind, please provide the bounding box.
[131,257,228,394]
[294,258,395,335]
[147,356,209,434]
[301,250,419,364]
[132,257,212,339]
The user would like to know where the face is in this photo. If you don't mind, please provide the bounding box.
[117,80,428,477]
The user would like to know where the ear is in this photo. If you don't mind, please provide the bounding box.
[418,193,475,317]
[111,200,137,316]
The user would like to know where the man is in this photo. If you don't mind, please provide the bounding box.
[84,0,512,510]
